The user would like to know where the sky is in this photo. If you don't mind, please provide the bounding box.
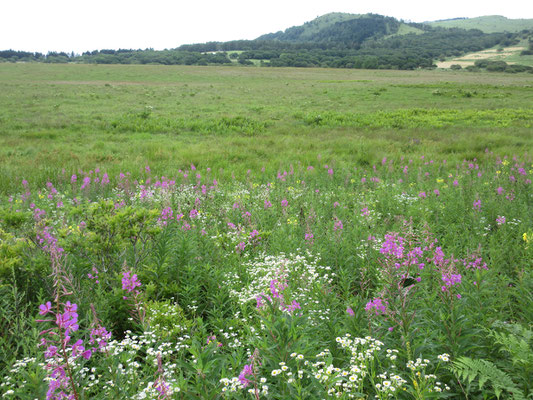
[1,0,532,54]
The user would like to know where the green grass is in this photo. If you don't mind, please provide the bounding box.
[428,15,533,33]
[1,63,533,192]
[505,49,533,67]
[385,23,424,37]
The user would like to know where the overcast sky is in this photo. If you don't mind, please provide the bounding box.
[1,0,532,54]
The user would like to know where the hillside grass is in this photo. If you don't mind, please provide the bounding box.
[0,63,532,193]
[428,15,533,33]
[385,23,425,38]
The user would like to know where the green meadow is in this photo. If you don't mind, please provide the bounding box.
[0,63,532,191]
[1,62,533,399]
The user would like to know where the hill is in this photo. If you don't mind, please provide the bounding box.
[258,12,367,41]
[257,13,424,44]
[428,15,533,33]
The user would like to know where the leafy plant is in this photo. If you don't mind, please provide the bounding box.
[451,322,533,399]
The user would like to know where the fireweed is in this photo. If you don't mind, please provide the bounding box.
[364,222,475,352]
[36,248,111,400]
[1,152,531,399]
[121,266,146,327]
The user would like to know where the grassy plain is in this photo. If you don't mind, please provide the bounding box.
[0,63,532,191]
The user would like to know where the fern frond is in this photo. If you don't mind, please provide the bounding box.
[488,322,533,368]
[451,356,526,400]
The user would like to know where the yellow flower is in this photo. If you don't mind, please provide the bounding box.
[350,179,355,183]
[502,160,509,166]
[436,178,444,183]
[524,233,529,243]
[496,170,501,174]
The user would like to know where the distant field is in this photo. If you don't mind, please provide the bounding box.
[437,43,533,68]
[0,63,532,192]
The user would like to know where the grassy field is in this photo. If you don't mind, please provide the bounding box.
[428,15,533,33]
[0,63,532,192]
[0,63,532,399]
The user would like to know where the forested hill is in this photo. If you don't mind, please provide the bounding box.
[257,13,408,45]
[1,13,532,71]
[175,13,529,70]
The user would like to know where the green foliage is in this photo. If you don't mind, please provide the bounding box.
[0,229,27,281]
[474,59,533,73]
[302,108,533,129]
[259,14,402,44]
[109,113,268,136]
[70,200,160,273]
[0,285,38,372]
[451,357,526,399]
[0,208,31,229]
[145,299,192,340]
[489,322,533,368]
[451,322,533,399]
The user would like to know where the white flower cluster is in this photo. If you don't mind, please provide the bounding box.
[407,354,452,394]
[1,357,44,396]
[393,192,420,205]
[407,357,430,370]
[319,335,406,398]
[267,335,408,399]
[134,379,180,400]
[219,376,268,396]
[223,251,334,309]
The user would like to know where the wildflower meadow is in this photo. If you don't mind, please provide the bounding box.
[1,150,532,399]
[0,64,532,399]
